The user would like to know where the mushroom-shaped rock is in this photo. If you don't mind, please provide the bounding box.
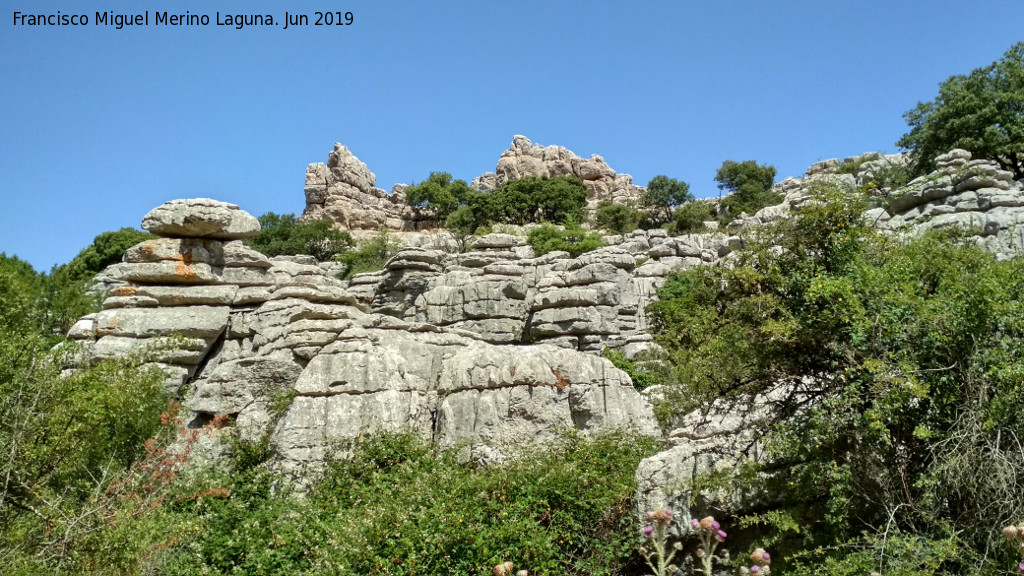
[142,198,261,239]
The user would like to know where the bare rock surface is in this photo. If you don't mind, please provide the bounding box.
[142,198,260,239]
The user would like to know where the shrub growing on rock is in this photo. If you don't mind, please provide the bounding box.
[595,200,643,234]
[246,212,354,261]
[642,175,694,225]
[527,220,604,257]
[714,160,780,224]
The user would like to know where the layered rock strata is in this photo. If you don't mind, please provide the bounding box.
[68,199,660,478]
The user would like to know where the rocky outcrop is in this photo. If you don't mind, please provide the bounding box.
[68,199,660,480]
[301,144,422,231]
[476,135,645,208]
[353,229,739,354]
[302,136,646,233]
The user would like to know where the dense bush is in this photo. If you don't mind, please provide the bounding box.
[246,212,354,260]
[714,160,781,224]
[528,221,605,257]
[898,41,1024,179]
[594,201,643,235]
[406,173,589,231]
[667,201,715,235]
[648,180,1024,574]
[336,229,403,279]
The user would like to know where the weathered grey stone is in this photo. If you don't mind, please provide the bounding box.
[471,233,520,250]
[124,238,225,265]
[94,306,229,339]
[223,241,273,268]
[136,285,239,306]
[142,198,260,239]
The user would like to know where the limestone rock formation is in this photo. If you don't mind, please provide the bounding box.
[301,137,646,233]
[68,198,660,480]
[301,144,418,231]
[484,135,645,208]
[142,198,261,239]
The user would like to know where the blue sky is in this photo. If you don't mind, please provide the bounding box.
[2,0,1021,271]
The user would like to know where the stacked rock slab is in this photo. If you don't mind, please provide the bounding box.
[67,198,660,479]
[351,230,740,354]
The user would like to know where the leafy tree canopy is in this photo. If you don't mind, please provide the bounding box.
[898,41,1024,179]
[404,172,472,221]
[714,160,780,223]
[642,175,693,224]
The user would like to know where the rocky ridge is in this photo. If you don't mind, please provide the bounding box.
[64,147,1024,528]
[67,198,659,479]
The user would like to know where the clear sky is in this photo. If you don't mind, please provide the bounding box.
[1,0,1021,271]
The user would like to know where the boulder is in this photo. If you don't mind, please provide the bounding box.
[142,199,260,239]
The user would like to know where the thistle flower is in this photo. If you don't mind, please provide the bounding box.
[712,520,721,531]
[700,516,715,530]
[750,566,761,574]
[644,525,654,536]
[690,518,701,531]
[715,529,727,542]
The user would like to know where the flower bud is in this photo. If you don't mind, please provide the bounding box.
[667,565,678,574]
[750,566,761,574]
[639,546,649,556]
[643,525,654,536]
[716,529,727,542]
[696,548,706,558]
[762,552,771,564]
[516,571,528,576]
[712,520,721,531]
[673,541,683,550]
[690,518,701,530]
[739,568,750,575]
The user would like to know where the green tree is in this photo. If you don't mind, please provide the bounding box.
[404,172,472,221]
[488,175,588,225]
[714,160,780,223]
[445,205,477,252]
[642,175,693,224]
[898,42,1024,179]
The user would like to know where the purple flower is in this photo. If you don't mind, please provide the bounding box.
[763,552,770,563]
[712,520,721,530]
[643,525,654,536]
[715,529,727,542]
[1018,562,1024,573]
[750,566,761,574]
[690,519,700,530]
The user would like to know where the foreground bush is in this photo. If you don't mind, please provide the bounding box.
[7,430,659,575]
[648,179,1024,574]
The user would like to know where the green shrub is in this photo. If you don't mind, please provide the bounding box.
[601,348,660,391]
[594,201,643,234]
[528,221,605,257]
[246,212,354,260]
[406,173,590,230]
[647,179,1024,574]
[336,229,403,279]
[668,201,715,235]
